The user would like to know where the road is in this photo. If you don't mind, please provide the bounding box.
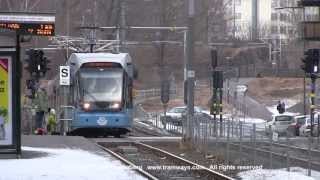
[225,78,272,120]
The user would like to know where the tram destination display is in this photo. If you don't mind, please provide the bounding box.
[0,13,55,36]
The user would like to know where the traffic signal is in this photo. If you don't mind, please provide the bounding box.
[212,70,223,89]
[301,49,320,74]
[25,49,50,78]
[161,80,170,104]
[184,80,188,105]
[38,50,50,76]
[211,49,218,69]
[25,49,37,76]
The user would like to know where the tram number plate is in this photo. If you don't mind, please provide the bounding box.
[97,117,108,126]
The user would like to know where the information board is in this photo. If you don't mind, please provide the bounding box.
[0,57,12,145]
[60,66,70,86]
[0,13,55,36]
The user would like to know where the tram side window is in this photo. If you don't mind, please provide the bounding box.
[73,77,79,104]
[127,78,133,108]
[69,82,73,105]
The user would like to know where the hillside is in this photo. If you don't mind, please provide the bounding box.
[247,78,304,106]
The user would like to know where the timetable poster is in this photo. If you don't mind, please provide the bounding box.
[0,58,12,145]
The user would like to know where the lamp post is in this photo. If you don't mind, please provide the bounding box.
[185,0,195,143]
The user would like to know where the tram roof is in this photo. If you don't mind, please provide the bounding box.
[67,53,131,72]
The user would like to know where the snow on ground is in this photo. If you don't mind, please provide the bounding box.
[238,167,320,180]
[237,117,266,124]
[0,146,146,180]
[267,99,301,116]
[267,105,300,116]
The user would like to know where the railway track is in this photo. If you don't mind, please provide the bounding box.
[227,142,320,171]
[97,141,233,180]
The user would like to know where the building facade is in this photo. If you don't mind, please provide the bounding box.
[225,0,272,40]
[225,0,316,41]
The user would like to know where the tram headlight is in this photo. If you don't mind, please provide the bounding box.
[83,102,91,110]
[110,102,121,109]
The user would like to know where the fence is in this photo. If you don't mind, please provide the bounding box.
[138,107,320,176]
[229,65,305,78]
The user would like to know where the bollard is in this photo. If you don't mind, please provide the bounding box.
[210,115,213,137]
[286,129,290,172]
[236,118,239,137]
[158,114,161,128]
[204,117,208,155]
[223,118,226,137]
[215,118,219,148]
[176,122,179,134]
[231,118,234,138]
[318,115,320,149]
[253,123,256,165]
[308,136,312,176]
[197,117,199,145]
[239,121,243,164]
[269,125,273,169]
[226,120,230,165]
[214,116,217,137]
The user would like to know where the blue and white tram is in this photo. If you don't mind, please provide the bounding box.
[49,53,135,136]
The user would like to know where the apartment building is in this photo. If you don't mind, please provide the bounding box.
[225,0,271,40]
[226,0,312,41]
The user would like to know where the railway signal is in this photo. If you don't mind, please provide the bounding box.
[211,49,218,69]
[301,49,319,74]
[161,80,170,104]
[25,49,37,76]
[25,49,50,78]
[301,49,320,138]
[38,50,51,76]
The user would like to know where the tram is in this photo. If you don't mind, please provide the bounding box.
[48,52,136,137]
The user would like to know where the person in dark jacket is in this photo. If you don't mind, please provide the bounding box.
[33,88,48,134]
[277,101,285,114]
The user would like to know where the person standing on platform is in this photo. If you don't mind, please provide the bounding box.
[33,87,48,135]
[47,108,57,135]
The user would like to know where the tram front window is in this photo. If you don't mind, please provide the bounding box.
[79,68,123,103]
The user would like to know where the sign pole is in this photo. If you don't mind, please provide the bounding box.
[15,33,21,157]
[59,66,70,135]
[185,0,195,144]
[219,87,223,137]
[310,76,316,137]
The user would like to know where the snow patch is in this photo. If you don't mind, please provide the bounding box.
[0,146,146,180]
[267,99,300,116]
[238,167,320,180]
[237,117,266,124]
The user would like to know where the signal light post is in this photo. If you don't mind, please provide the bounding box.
[210,48,224,137]
[25,49,50,100]
[301,49,320,137]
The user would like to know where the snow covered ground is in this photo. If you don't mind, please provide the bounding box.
[237,117,266,124]
[238,167,320,180]
[267,99,301,116]
[0,146,146,180]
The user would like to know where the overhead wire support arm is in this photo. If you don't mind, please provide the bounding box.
[129,26,188,31]
[98,26,188,31]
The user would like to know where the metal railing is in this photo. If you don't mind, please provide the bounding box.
[138,107,320,177]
